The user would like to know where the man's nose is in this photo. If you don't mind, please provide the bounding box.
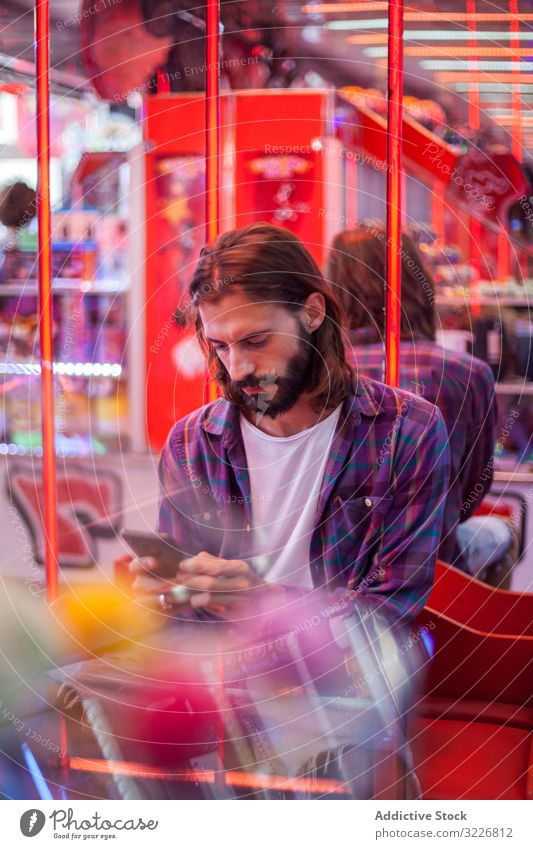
[227,348,254,382]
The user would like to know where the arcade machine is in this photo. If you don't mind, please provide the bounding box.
[129,89,343,452]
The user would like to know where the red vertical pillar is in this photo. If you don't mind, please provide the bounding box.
[385,0,403,387]
[466,0,481,295]
[205,0,224,783]
[206,0,220,244]
[35,0,59,602]
[466,0,480,132]
[205,0,221,405]
[508,0,523,283]
[509,0,522,164]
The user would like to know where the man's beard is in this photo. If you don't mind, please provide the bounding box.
[230,324,315,420]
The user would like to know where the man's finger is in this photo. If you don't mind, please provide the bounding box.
[128,556,157,574]
[177,574,250,593]
[190,592,251,610]
[132,573,182,594]
[179,557,250,578]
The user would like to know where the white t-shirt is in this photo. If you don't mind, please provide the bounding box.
[240,405,343,588]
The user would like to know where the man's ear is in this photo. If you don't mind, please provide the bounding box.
[302,292,326,332]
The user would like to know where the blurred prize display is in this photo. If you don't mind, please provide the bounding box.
[0,241,98,284]
[0,148,130,458]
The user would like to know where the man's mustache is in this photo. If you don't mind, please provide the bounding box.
[232,372,279,391]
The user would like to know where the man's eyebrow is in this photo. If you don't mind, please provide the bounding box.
[206,330,271,345]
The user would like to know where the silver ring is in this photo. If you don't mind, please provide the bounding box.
[158,592,170,610]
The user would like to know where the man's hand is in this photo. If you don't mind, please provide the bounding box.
[127,554,188,609]
[177,551,286,621]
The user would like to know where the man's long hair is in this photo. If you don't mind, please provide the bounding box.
[184,223,353,410]
[325,226,436,341]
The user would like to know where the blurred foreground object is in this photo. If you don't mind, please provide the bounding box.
[0,580,160,713]
[49,601,422,799]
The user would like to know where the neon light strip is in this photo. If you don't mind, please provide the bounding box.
[35,0,59,603]
[21,742,54,800]
[487,107,533,114]
[302,1,389,11]
[437,72,533,83]
[68,757,350,794]
[349,31,533,43]
[453,83,533,92]
[422,60,533,70]
[0,363,123,377]
[0,443,103,458]
[328,17,389,29]
[326,12,533,24]
[365,46,533,57]
[492,115,533,125]
[385,0,403,388]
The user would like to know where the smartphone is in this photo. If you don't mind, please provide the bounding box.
[121,529,192,606]
[121,529,186,578]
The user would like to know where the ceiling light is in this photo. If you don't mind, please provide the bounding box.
[322,9,533,22]
[406,12,533,22]
[439,72,533,83]
[452,83,533,92]
[328,18,388,31]
[422,60,533,71]
[491,115,533,125]
[302,2,388,11]
[367,46,533,57]
[328,13,533,30]
[347,30,533,42]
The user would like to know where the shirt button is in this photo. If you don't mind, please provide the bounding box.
[364,498,372,508]
[203,512,211,521]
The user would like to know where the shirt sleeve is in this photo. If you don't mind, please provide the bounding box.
[156,429,204,558]
[459,361,497,521]
[346,400,450,625]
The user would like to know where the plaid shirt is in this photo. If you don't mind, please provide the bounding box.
[347,328,497,568]
[158,376,450,625]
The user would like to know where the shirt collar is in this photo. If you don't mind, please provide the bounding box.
[348,326,383,346]
[201,377,384,444]
[348,326,429,348]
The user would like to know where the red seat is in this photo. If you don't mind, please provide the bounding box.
[416,698,533,730]
[411,561,533,799]
[411,714,532,800]
[428,560,533,638]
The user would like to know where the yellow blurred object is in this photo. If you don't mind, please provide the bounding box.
[50,584,160,656]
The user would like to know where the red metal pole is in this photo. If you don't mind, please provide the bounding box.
[466,0,480,132]
[206,0,220,244]
[385,0,403,387]
[35,0,59,602]
[466,0,481,300]
[509,0,522,163]
[205,0,220,404]
[205,0,224,782]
